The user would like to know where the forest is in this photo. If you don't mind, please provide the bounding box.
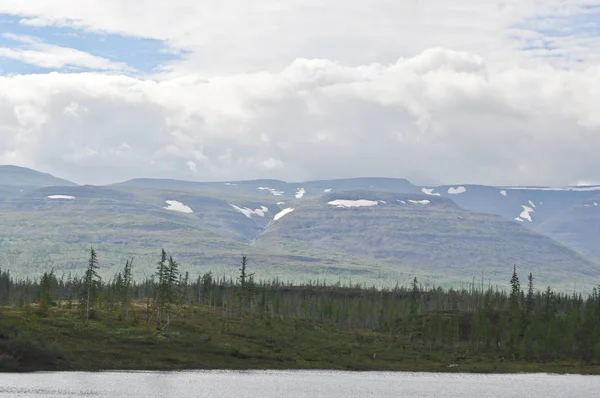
[1,248,600,373]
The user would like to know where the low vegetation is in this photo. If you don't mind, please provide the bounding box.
[1,249,600,373]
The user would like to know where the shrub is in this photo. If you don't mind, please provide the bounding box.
[3,333,62,368]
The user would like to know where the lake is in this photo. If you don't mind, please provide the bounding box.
[1,370,599,397]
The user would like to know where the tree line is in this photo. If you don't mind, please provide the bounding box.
[1,248,600,363]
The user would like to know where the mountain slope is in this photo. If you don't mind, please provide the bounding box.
[535,195,600,262]
[419,184,600,227]
[0,169,597,288]
[0,185,377,282]
[253,191,599,288]
[0,165,77,187]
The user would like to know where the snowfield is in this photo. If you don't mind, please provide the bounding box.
[421,188,441,196]
[408,200,430,205]
[505,186,600,192]
[518,205,534,222]
[164,200,193,213]
[448,186,467,195]
[328,199,379,208]
[295,188,306,199]
[274,208,294,221]
[47,195,76,200]
[258,187,284,196]
[230,204,268,218]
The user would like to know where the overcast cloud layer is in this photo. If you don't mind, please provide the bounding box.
[0,0,599,185]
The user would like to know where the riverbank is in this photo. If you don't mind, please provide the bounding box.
[1,304,599,374]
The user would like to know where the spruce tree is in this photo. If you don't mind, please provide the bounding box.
[155,249,168,329]
[508,265,522,357]
[237,256,254,325]
[165,256,180,331]
[80,247,101,327]
[122,258,133,325]
[525,272,535,321]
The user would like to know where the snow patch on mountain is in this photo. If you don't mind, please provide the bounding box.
[258,187,284,196]
[448,186,467,195]
[528,200,536,208]
[164,200,193,213]
[408,200,430,205]
[500,190,508,197]
[47,195,76,200]
[230,204,268,218]
[224,182,237,186]
[505,186,600,192]
[328,200,379,208]
[519,205,534,222]
[421,188,441,196]
[323,189,332,193]
[274,208,294,221]
[295,188,306,199]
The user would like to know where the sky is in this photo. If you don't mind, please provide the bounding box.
[0,1,599,186]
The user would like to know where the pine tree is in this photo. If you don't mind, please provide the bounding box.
[237,256,254,325]
[80,247,101,327]
[167,256,179,305]
[525,272,535,321]
[510,265,520,304]
[155,249,168,329]
[38,270,57,311]
[122,258,133,325]
[508,265,522,357]
[179,271,189,306]
[165,256,180,332]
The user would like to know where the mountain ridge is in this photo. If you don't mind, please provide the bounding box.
[0,165,597,289]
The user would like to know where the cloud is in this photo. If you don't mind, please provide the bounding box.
[0,48,598,186]
[0,33,133,71]
[1,1,599,75]
[0,2,598,186]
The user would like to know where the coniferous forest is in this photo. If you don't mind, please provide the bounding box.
[1,248,600,373]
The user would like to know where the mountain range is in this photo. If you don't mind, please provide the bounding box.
[0,165,598,290]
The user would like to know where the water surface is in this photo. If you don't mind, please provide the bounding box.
[1,370,599,397]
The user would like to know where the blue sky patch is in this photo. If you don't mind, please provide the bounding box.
[0,14,181,75]
[511,7,600,58]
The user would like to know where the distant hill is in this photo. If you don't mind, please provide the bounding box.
[0,165,77,187]
[536,194,600,262]
[0,168,598,289]
[253,191,598,288]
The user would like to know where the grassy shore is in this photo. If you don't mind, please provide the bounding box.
[1,303,599,374]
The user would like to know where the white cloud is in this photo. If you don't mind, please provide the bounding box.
[0,1,598,185]
[63,101,87,118]
[0,48,598,186]
[186,160,197,172]
[0,33,133,71]
[1,1,599,75]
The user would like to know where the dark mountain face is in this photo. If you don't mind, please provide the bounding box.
[535,194,600,262]
[0,167,598,289]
